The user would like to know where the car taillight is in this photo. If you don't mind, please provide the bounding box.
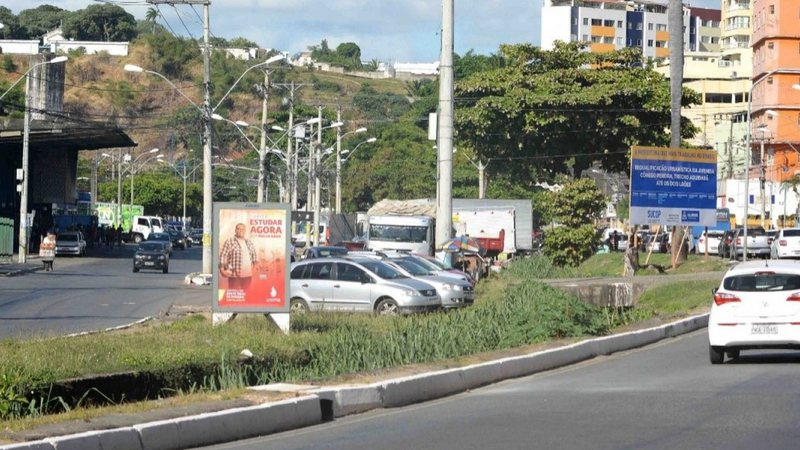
[788,293,800,302]
[699,237,705,244]
[780,239,787,246]
[714,292,741,305]
[768,237,774,245]
[736,238,742,245]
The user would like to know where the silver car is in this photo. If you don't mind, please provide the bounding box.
[289,257,440,315]
[386,257,474,309]
[55,231,87,256]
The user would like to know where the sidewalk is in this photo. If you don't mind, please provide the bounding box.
[0,256,43,277]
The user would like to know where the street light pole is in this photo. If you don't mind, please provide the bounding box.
[0,55,68,263]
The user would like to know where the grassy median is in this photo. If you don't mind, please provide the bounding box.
[0,252,725,428]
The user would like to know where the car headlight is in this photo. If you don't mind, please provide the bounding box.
[135,254,143,259]
[401,289,421,297]
[158,255,166,260]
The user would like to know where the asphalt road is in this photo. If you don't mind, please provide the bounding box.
[0,244,208,339]
[203,331,800,450]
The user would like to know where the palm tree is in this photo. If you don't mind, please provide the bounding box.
[780,174,800,227]
[145,7,159,33]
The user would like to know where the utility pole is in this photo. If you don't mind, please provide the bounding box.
[273,82,310,209]
[335,107,342,213]
[148,0,213,273]
[759,135,767,229]
[258,69,269,203]
[313,106,322,246]
[436,0,454,249]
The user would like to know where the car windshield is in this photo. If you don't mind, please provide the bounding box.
[723,273,800,291]
[58,234,78,242]
[784,229,800,237]
[149,234,168,241]
[392,258,431,276]
[369,224,428,243]
[359,260,407,279]
[139,243,163,252]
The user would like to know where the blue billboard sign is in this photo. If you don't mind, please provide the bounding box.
[629,146,717,227]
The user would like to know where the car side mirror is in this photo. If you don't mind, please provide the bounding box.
[712,287,718,295]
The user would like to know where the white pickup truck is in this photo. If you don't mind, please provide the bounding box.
[731,227,771,259]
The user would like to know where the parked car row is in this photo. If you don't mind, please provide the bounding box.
[289,248,476,316]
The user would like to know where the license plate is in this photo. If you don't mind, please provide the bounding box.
[144,262,155,266]
[751,324,778,335]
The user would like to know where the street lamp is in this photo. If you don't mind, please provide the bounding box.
[163,157,202,228]
[125,54,285,274]
[0,55,68,263]
[337,137,377,211]
[335,126,367,212]
[126,148,162,208]
[742,70,800,260]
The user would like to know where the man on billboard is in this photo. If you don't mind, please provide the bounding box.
[219,222,258,290]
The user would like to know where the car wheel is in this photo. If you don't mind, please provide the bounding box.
[726,349,740,359]
[375,298,400,316]
[133,234,143,244]
[709,345,725,364]
[163,265,169,274]
[290,298,309,313]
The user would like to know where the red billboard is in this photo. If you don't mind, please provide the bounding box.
[212,203,291,313]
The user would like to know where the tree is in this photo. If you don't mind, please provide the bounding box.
[0,7,20,39]
[63,4,137,42]
[144,7,159,33]
[139,32,201,80]
[17,5,70,39]
[542,178,607,267]
[456,42,699,184]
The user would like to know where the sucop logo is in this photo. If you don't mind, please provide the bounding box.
[647,210,661,219]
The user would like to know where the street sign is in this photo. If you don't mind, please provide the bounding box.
[629,146,717,227]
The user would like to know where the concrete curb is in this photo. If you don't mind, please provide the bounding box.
[1,314,709,450]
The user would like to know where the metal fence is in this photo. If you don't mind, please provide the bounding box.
[0,217,13,263]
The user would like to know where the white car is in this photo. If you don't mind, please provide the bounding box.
[696,230,725,255]
[708,260,800,364]
[770,228,800,259]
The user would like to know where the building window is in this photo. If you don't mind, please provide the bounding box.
[768,76,774,84]
[770,4,775,13]
[617,37,623,45]
[617,20,623,28]
[637,39,642,46]
[648,23,654,30]
[573,17,578,25]
[604,19,614,27]
[636,23,643,30]
[768,41,774,49]
[657,24,668,31]
[628,22,633,29]
[592,18,602,26]
[583,17,589,25]
[648,39,654,47]
[583,34,589,41]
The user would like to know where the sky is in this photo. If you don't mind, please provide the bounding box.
[4,0,721,63]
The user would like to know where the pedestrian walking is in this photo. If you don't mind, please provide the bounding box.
[116,224,123,247]
[39,231,56,271]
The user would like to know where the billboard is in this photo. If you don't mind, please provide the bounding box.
[212,202,291,313]
[629,146,717,227]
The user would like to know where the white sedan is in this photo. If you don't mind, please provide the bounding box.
[770,228,800,259]
[708,260,800,364]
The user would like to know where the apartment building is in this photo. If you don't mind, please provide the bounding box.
[540,0,690,58]
[750,0,800,183]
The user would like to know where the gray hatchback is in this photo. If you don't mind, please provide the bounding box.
[289,257,440,315]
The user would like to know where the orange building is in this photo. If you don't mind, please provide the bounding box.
[750,0,800,182]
